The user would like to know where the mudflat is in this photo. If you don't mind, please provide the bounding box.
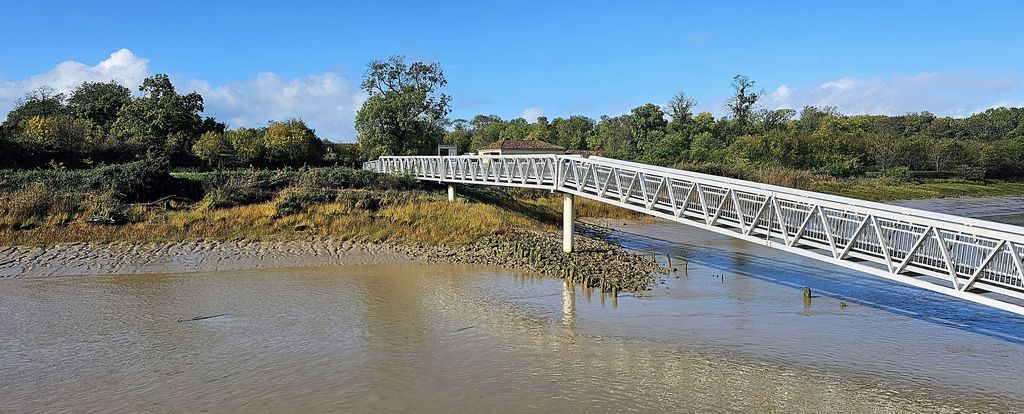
[0,229,663,293]
[0,239,418,278]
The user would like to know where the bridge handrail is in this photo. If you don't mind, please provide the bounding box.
[370,154,1024,242]
[365,154,1024,314]
[583,156,1024,242]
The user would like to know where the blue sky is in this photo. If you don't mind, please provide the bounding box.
[1,0,1023,140]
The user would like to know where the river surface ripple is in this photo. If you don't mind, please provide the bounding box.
[2,221,1024,413]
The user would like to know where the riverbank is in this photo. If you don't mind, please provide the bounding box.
[0,228,664,292]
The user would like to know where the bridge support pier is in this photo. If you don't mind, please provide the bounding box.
[562,193,575,253]
[447,185,455,202]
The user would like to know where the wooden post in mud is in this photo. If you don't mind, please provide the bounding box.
[562,193,575,253]
[447,184,456,202]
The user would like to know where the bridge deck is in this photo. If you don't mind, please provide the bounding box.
[365,155,1024,316]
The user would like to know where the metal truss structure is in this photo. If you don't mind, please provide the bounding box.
[365,155,1024,315]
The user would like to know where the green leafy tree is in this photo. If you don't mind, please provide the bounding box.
[552,115,594,150]
[589,115,635,158]
[68,81,132,130]
[795,106,840,135]
[724,75,761,127]
[629,103,668,155]
[2,87,67,130]
[110,74,205,150]
[499,118,530,141]
[329,142,367,168]
[930,138,971,171]
[468,115,505,150]
[192,131,233,168]
[443,128,471,154]
[867,133,910,172]
[754,108,796,133]
[225,127,265,167]
[355,55,451,158]
[262,119,323,166]
[526,116,554,142]
[644,131,690,166]
[689,132,728,163]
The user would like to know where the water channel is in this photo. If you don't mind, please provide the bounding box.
[3,221,1023,412]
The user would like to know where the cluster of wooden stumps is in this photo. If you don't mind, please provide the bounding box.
[562,266,619,297]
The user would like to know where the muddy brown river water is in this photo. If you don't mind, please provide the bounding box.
[3,221,1024,413]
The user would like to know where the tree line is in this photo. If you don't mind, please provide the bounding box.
[435,76,1024,180]
[3,57,1024,182]
[0,74,340,169]
[353,61,1024,181]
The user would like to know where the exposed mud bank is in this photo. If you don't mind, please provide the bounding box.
[0,229,664,291]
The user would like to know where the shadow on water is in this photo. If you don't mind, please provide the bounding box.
[582,223,1024,345]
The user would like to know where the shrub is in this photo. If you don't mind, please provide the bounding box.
[675,161,817,189]
[87,157,173,201]
[273,188,338,217]
[0,157,173,202]
[203,176,277,209]
[0,183,80,229]
[880,166,913,183]
[815,157,864,178]
[336,191,381,211]
[755,166,815,189]
[909,170,953,180]
[294,167,419,190]
[952,165,987,182]
[85,192,138,225]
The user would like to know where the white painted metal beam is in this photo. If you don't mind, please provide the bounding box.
[365,155,1024,316]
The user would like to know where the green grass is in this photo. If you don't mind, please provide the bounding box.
[810,179,1024,201]
[6,162,1024,247]
[675,160,1024,201]
[0,182,640,246]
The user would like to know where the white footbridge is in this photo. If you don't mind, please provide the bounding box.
[365,155,1024,316]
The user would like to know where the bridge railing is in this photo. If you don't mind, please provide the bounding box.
[365,154,1024,315]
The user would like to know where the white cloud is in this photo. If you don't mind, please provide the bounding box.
[189,73,366,140]
[0,48,150,117]
[771,85,792,101]
[0,49,366,140]
[519,106,544,122]
[767,71,1021,117]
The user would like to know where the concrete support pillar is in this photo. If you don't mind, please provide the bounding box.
[447,185,456,202]
[562,193,575,253]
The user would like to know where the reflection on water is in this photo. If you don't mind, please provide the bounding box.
[2,223,1024,412]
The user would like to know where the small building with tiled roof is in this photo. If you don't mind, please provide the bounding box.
[477,140,566,156]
